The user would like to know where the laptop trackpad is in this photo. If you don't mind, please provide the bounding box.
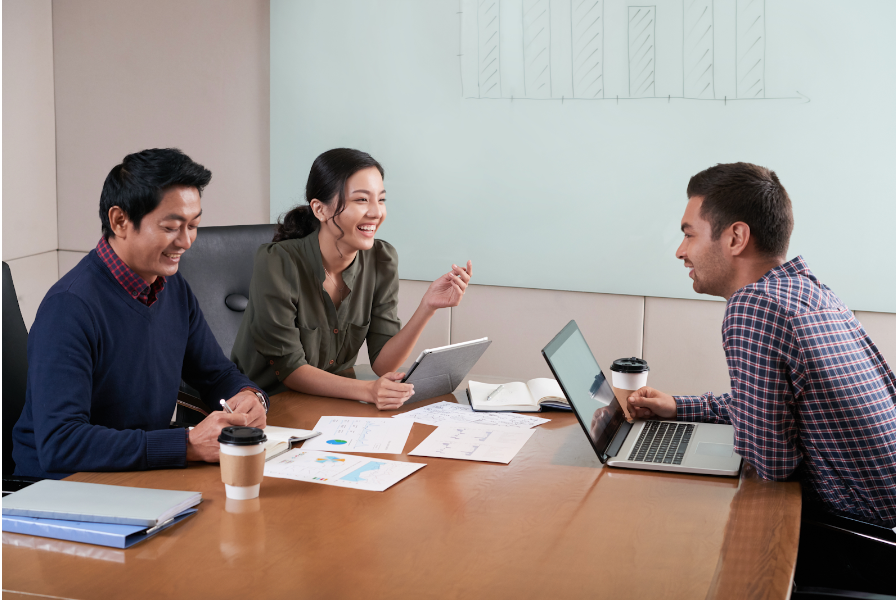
[695,442,734,458]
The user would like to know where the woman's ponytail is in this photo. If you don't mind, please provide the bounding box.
[273,205,319,242]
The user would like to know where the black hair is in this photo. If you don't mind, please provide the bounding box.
[687,162,794,258]
[273,148,384,243]
[99,148,212,239]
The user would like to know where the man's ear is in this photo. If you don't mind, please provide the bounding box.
[309,199,328,223]
[107,206,131,239]
[727,222,751,257]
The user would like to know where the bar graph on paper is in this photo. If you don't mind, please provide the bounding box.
[460,0,783,102]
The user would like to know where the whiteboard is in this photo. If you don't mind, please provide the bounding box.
[271,0,896,313]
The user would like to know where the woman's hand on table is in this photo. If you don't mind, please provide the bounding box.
[367,372,415,410]
[422,261,472,311]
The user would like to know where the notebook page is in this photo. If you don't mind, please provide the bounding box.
[526,378,566,404]
[468,381,535,407]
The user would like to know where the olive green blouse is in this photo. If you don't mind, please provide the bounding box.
[231,230,401,396]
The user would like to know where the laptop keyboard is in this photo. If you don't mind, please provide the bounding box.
[627,421,695,465]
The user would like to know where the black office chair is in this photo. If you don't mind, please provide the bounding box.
[177,224,277,357]
[3,262,34,485]
[792,504,896,599]
[174,224,276,414]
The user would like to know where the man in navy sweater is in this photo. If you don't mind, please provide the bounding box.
[13,148,267,479]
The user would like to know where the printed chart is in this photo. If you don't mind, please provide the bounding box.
[301,416,413,454]
[393,401,549,430]
[264,450,425,492]
[409,424,536,464]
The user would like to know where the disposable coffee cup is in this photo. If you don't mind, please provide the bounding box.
[609,357,650,422]
[218,426,267,500]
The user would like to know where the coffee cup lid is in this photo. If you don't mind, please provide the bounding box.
[610,357,649,373]
[218,426,267,445]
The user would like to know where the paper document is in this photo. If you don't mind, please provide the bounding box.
[393,401,549,429]
[300,416,413,454]
[264,450,424,492]
[408,424,536,464]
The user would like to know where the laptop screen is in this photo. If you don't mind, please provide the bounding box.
[542,320,626,459]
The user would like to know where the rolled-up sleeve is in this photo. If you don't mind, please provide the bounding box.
[248,244,308,382]
[366,241,402,365]
[675,393,732,423]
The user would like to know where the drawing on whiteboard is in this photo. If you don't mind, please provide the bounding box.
[459,0,785,102]
[524,0,552,97]
[628,6,656,97]
[478,0,502,97]
[736,0,765,98]
[683,0,714,99]
[572,0,604,98]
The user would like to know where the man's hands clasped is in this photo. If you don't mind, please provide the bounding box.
[186,390,267,462]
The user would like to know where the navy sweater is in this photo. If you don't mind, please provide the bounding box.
[13,250,260,479]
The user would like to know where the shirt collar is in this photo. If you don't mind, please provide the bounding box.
[96,237,166,305]
[306,228,361,290]
[759,255,811,283]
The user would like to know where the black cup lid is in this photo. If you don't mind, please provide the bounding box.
[610,357,650,373]
[218,426,267,445]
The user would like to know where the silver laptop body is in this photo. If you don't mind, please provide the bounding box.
[542,320,741,477]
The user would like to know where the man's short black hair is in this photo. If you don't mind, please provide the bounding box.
[99,148,212,239]
[687,162,794,258]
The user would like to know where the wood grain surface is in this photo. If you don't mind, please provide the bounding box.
[2,390,800,600]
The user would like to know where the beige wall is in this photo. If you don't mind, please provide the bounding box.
[2,0,60,327]
[52,0,271,253]
[351,285,896,399]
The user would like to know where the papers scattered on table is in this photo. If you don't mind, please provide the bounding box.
[264,450,424,492]
[300,416,413,454]
[393,401,549,429]
[408,424,536,464]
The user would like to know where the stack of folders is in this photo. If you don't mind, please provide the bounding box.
[1,480,201,549]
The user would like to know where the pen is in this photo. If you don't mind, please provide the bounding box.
[220,399,234,413]
[486,385,505,402]
[144,515,176,536]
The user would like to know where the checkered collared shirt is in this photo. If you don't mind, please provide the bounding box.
[675,256,896,526]
[96,236,165,306]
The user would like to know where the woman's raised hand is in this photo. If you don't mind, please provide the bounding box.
[422,260,472,311]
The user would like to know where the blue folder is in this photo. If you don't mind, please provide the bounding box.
[1,508,197,549]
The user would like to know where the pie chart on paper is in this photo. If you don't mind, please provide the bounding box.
[326,439,348,445]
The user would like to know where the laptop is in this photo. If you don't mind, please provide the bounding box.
[542,320,741,476]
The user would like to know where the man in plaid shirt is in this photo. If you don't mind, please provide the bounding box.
[628,163,896,591]
[629,163,896,527]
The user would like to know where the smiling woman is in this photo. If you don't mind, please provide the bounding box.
[231,148,473,410]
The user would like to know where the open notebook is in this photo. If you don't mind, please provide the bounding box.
[467,379,569,412]
[263,426,321,461]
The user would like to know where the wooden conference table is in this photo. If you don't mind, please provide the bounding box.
[2,381,801,600]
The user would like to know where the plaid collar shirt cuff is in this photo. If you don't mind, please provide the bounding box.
[96,237,166,306]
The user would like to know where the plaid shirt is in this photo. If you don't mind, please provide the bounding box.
[96,236,267,410]
[96,236,166,306]
[675,256,896,526]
